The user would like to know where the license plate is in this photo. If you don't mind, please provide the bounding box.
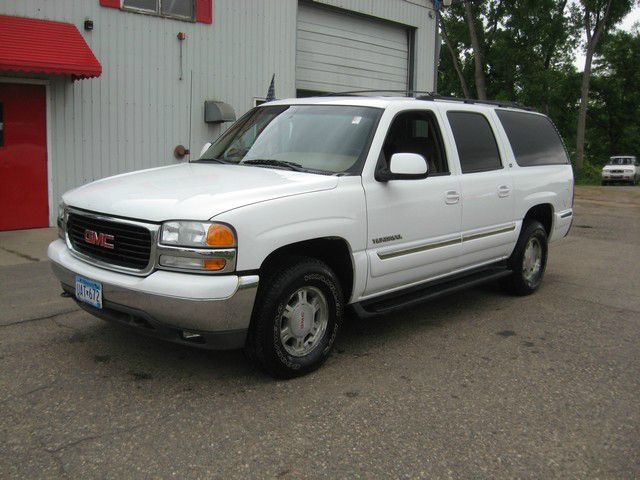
[75,276,103,309]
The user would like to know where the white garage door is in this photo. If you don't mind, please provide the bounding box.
[296,4,410,95]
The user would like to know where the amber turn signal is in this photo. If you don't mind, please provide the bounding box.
[206,224,235,247]
[204,258,226,270]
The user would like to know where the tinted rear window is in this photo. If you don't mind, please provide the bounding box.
[447,112,502,173]
[496,110,569,166]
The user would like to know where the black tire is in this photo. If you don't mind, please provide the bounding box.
[244,256,343,379]
[501,220,548,296]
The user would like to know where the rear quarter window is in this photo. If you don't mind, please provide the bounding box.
[496,110,569,167]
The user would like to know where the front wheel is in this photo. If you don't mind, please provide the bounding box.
[244,257,343,378]
[501,221,548,296]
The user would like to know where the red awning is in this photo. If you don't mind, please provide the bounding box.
[0,15,102,80]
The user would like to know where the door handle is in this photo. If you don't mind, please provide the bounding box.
[445,190,460,204]
[498,185,511,198]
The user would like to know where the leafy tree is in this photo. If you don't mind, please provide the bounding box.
[575,0,636,171]
[438,0,581,146]
[585,29,640,165]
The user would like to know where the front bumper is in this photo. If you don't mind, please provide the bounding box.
[48,239,258,350]
[602,173,634,182]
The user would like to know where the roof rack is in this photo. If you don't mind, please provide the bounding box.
[321,89,436,97]
[319,89,534,111]
[417,93,535,111]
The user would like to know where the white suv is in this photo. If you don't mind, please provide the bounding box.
[49,95,574,378]
[601,156,639,185]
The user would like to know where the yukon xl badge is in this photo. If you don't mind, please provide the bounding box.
[372,234,403,245]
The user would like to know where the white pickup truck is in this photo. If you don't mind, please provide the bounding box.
[49,95,574,378]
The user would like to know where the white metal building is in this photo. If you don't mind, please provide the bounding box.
[0,0,437,229]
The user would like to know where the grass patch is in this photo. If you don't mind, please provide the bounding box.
[573,161,602,186]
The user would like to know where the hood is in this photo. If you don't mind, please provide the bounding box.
[63,163,338,222]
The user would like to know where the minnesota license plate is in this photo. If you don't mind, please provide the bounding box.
[75,276,103,309]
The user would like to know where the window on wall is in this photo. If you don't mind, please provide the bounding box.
[123,0,194,20]
[447,111,502,174]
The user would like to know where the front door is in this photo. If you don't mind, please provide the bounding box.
[0,83,48,231]
[363,109,462,296]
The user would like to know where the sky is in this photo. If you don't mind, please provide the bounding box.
[574,4,639,69]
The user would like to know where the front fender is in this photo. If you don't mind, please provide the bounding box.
[213,177,367,272]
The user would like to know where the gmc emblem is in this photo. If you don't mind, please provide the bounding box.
[84,229,115,249]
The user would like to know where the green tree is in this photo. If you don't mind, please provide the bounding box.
[585,29,640,165]
[574,0,636,171]
[438,0,581,147]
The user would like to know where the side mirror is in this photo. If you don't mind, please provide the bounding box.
[199,142,212,158]
[377,153,428,181]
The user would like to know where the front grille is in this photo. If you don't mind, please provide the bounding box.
[67,212,152,270]
[610,169,624,173]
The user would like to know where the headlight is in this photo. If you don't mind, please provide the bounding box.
[158,221,236,273]
[57,202,66,240]
[160,221,235,247]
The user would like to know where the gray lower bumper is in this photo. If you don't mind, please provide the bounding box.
[51,262,259,350]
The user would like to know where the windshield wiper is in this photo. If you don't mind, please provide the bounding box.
[197,158,232,164]
[242,159,307,172]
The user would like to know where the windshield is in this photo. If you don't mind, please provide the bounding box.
[608,157,635,165]
[197,105,382,174]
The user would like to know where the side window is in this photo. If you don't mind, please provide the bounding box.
[380,111,449,176]
[496,110,569,166]
[447,112,502,174]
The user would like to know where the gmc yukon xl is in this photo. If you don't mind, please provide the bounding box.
[49,95,574,378]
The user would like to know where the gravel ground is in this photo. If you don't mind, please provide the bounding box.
[1,186,639,479]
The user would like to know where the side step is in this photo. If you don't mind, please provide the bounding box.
[352,265,511,318]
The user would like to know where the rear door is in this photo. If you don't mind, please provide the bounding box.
[444,110,516,267]
[0,83,48,231]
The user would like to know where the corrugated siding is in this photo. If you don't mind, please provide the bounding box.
[0,0,433,225]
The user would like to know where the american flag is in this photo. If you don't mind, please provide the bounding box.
[265,74,276,102]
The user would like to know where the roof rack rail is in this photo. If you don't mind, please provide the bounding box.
[417,93,534,111]
[321,89,435,97]
[317,89,535,111]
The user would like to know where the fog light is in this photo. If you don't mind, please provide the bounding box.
[181,331,205,343]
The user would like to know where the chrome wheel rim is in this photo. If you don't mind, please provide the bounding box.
[279,286,329,357]
[522,237,543,284]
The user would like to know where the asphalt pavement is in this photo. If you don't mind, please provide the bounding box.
[1,186,639,479]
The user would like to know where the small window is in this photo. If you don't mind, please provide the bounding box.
[123,0,194,20]
[496,110,569,167]
[447,112,502,174]
[379,110,449,177]
[161,0,193,18]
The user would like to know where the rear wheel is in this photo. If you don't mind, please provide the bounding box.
[501,221,548,296]
[244,257,343,378]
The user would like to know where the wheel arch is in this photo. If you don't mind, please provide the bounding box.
[258,237,355,303]
[523,203,554,237]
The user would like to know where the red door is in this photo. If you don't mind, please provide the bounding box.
[0,83,48,230]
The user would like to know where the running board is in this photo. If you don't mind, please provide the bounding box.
[352,266,511,318]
